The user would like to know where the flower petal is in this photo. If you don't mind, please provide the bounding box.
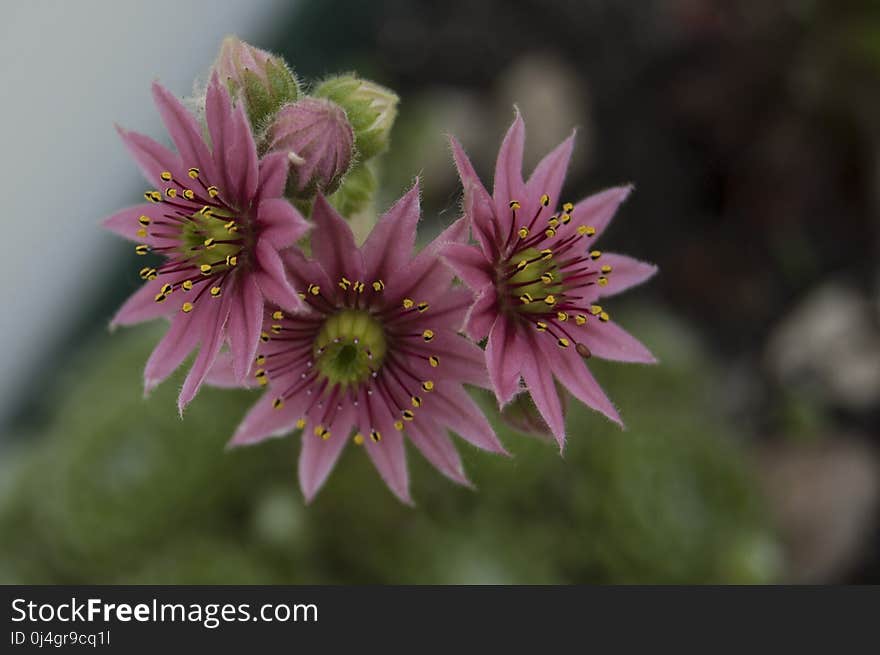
[253,238,304,312]
[311,194,362,282]
[257,198,310,250]
[485,317,523,407]
[206,350,259,389]
[109,273,187,328]
[226,274,264,381]
[520,332,566,449]
[229,390,309,447]
[406,419,472,487]
[428,384,508,455]
[492,111,526,238]
[151,82,215,181]
[115,126,183,188]
[597,253,657,298]
[440,242,493,290]
[464,286,498,341]
[102,203,177,247]
[449,135,496,258]
[143,311,200,393]
[573,320,657,364]
[205,75,259,205]
[524,131,575,223]
[299,404,355,503]
[256,151,290,202]
[570,185,633,241]
[362,182,421,281]
[362,388,412,504]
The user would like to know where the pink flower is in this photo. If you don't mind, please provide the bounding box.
[214,184,506,503]
[103,77,309,412]
[442,113,657,449]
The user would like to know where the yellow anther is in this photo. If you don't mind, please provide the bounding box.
[370,430,382,443]
[181,302,194,313]
[136,228,148,238]
[429,355,440,368]
[271,324,283,334]
[518,227,529,239]
[160,283,173,295]
[138,215,151,226]
[272,398,284,410]
[598,276,609,287]
[255,355,266,366]
[548,217,559,229]
[372,279,385,292]
[394,420,404,431]
[165,187,177,198]
[260,331,270,342]
[313,425,324,437]
[545,228,557,238]
[160,171,172,181]
[557,338,570,348]
[601,265,612,274]
[544,294,557,306]
[135,244,150,255]
[422,329,434,342]
[516,259,529,271]
[590,250,602,260]
[402,298,415,309]
[182,280,194,291]
[557,311,569,322]
[207,285,222,296]
[144,191,162,203]
[187,167,200,179]
[402,409,415,421]
[296,418,306,429]
[199,205,212,215]
[200,264,212,275]
[139,267,153,279]
[411,396,422,408]
[540,249,553,260]
[536,321,548,332]
[207,186,219,197]
[422,381,434,392]
[540,193,550,206]
[204,238,216,249]
[519,293,533,304]
[154,293,167,303]
[590,304,603,315]
[417,302,429,313]
[183,189,195,200]
[599,311,610,322]
[562,202,574,213]
[541,272,555,284]
[272,310,284,321]
[254,369,267,380]
[308,284,320,295]
[226,255,238,267]
[353,433,365,445]
[224,221,238,233]
[319,428,331,441]
[575,314,587,325]
[354,281,365,293]
[509,200,521,210]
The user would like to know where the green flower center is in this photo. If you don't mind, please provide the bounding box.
[505,247,564,314]
[179,207,244,270]
[314,310,387,386]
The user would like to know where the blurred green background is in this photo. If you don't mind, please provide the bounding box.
[2,0,879,584]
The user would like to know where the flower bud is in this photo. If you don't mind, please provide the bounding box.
[267,98,355,195]
[212,36,300,130]
[313,75,398,161]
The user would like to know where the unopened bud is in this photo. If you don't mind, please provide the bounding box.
[313,75,398,161]
[267,98,355,195]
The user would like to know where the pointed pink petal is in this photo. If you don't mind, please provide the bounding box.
[362,183,421,281]
[524,131,575,223]
[492,111,526,237]
[597,253,657,298]
[485,317,523,406]
[226,274,263,381]
[102,203,177,246]
[110,273,187,327]
[205,75,259,204]
[151,82,215,181]
[520,333,566,448]
[440,242,493,290]
[206,350,259,389]
[115,126,183,187]
[311,194,363,282]
[449,135,496,258]
[570,185,633,241]
[536,335,622,426]
[256,151,289,202]
[428,384,508,455]
[574,320,656,364]
[257,198,310,250]
[362,390,412,504]
[419,332,489,388]
[464,286,498,341]
[299,404,354,502]
[254,238,304,312]
[143,311,200,393]
[281,247,333,299]
[177,285,234,413]
[406,419,472,487]
[229,391,309,447]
